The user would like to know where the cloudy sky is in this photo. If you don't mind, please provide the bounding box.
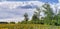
[0,0,59,22]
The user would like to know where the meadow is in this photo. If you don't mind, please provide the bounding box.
[0,24,60,29]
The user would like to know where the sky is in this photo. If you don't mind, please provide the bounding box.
[0,0,59,22]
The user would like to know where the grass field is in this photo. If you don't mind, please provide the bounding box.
[0,24,60,29]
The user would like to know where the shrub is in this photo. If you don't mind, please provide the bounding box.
[9,22,15,24]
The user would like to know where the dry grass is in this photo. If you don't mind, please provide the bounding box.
[0,24,59,29]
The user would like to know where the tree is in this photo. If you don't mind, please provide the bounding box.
[31,7,43,24]
[31,13,40,24]
[54,9,60,26]
[0,22,8,24]
[32,7,41,20]
[42,3,54,25]
[42,3,54,19]
[35,7,41,19]
[9,22,15,24]
[21,13,29,24]
[32,14,39,21]
[24,13,29,21]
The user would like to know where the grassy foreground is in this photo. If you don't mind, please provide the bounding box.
[0,24,60,29]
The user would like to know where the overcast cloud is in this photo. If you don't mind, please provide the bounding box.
[0,0,59,22]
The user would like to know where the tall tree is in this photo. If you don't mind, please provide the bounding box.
[32,7,41,20]
[21,13,29,24]
[31,7,42,24]
[24,13,29,21]
[42,3,54,25]
[42,3,54,20]
[55,9,60,25]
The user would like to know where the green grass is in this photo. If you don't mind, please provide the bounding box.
[0,24,59,29]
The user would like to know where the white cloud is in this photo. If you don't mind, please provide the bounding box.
[0,1,44,9]
[0,1,44,22]
[0,2,23,9]
[58,0,60,3]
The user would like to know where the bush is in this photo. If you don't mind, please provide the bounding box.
[18,22,21,24]
[9,22,15,24]
[0,22,8,24]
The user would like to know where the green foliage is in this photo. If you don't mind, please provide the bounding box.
[30,20,40,24]
[42,3,55,25]
[9,22,15,24]
[34,7,41,18]
[42,3,54,19]
[24,13,29,21]
[20,21,28,24]
[0,22,8,24]
[32,14,39,21]
[30,7,42,24]
[20,13,29,24]
[18,22,21,24]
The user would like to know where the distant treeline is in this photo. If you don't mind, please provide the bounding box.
[0,22,8,24]
[0,22,15,24]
